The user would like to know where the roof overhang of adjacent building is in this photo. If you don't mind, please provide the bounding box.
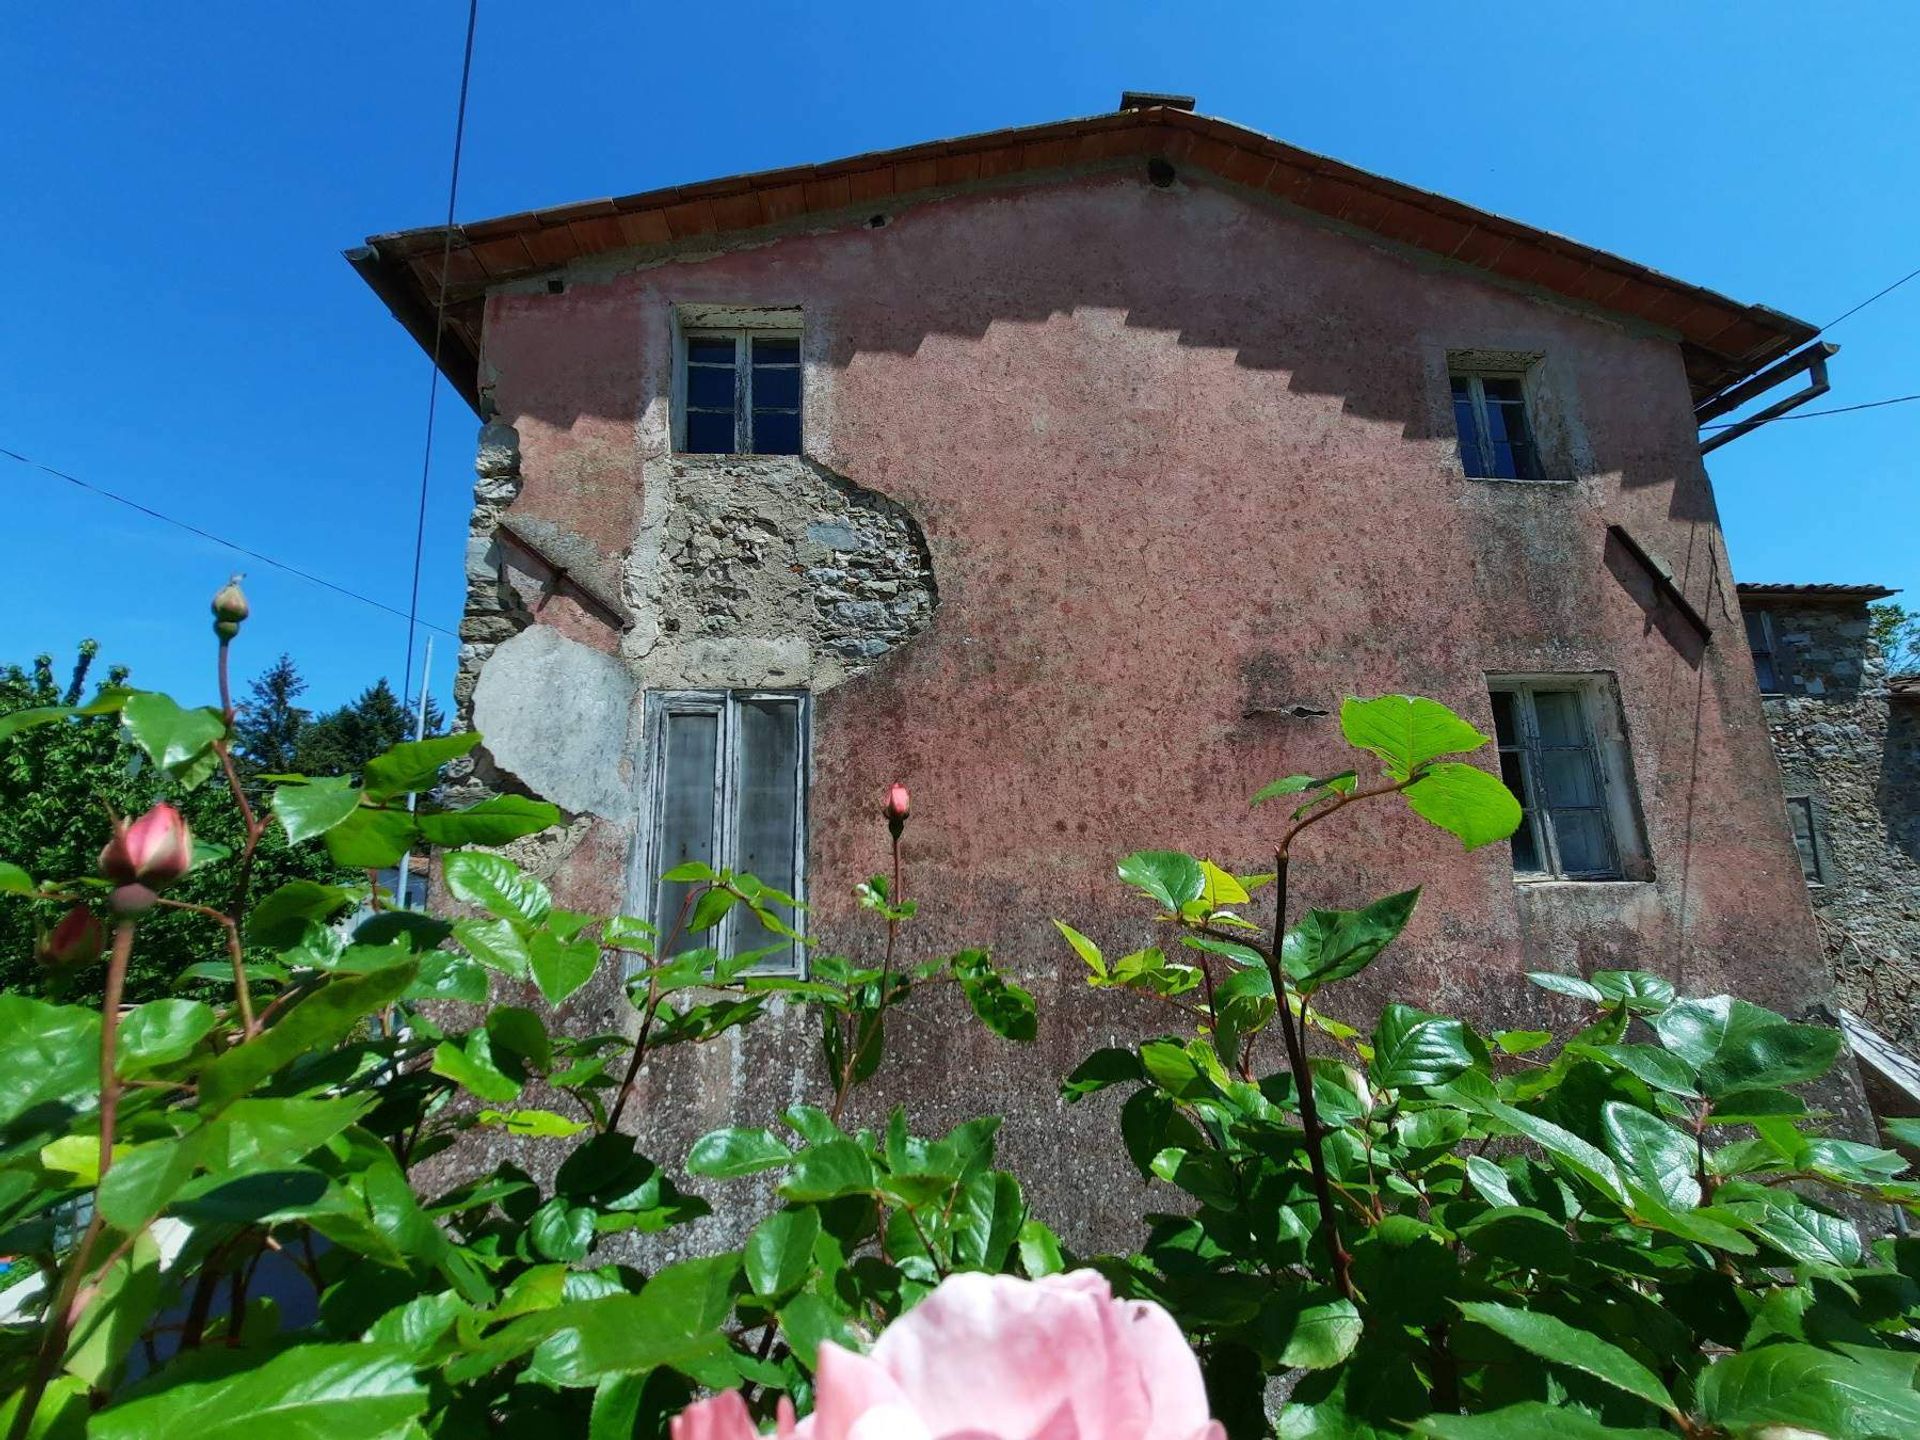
[1736,583,1900,601]
[347,104,1818,417]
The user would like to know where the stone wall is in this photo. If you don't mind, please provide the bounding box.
[1748,595,1920,1050]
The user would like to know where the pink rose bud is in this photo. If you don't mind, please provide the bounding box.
[36,905,106,967]
[212,575,248,639]
[885,781,911,824]
[99,803,194,889]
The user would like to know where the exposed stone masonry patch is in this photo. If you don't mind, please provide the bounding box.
[631,455,936,690]
[1752,598,1920,1051]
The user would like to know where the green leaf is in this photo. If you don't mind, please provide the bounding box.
[89,1342,427,1440]
[778,1140,876,1202]
[1590,970,1677,1014]
[1252,1288,1362,1370]
[530,929,601,1007]
[950,1169,1025,1270]
[246,880,353,947]
[1601,1101,1701,1208]
[687,1128,794,1178]
[1445,1071,1627,1202]
[1339,694,1488,778]
[1528,971,1603,1004]
[1412,1405,1673,1440]
[1371,1004,1473,1089]
[1455,1300,1678,1417]
[1017,1219,1066,1277]
[1283,889,1419,994]
[1493,1030,1552,1055]
[270,777,365,844]
[478,1108,590,1139]
[1727,1190,1864,1267]
[443,850,552,925]
[0,861,35,895]
[1403,761,1522,849]
[197,965,416,1113]
[361,731,482,801]
[1250,773,1322,806]
[1061,1047,1145,1103]
[121,692,225,775]
[745,1206,820,1298]
[321,805,417,868]
[1053,919,1105,980]
[117,1000,217,1074]
[64,1229,162,1389]
[97,1131,210,1228]
[1116,850,1205,912]
[521,1254,739,1387]
[1198,859,1250,909]
[1695,1342,1920,1439]
[417,793,561,846]
[1653,996,1841,1096]
[432,1035,522,1104]
[531,1198,597,1261]
[454,916,533,978]
[1570,1042,1700,1098]
[951,949,1037,1041]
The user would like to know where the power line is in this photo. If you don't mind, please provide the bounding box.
[1699,392,1920,431]
[1822,263,1920,333]
[2,444,457,638]
[401,0,480,719]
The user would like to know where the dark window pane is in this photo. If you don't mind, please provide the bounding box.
[752,335,800,362]
[1453,396,1484,475]
[1539,749,1600,808]
[1482,381,1540,480]
[1481,376,1526,405]
[656,710,718,953]
[733,698,802,968]
[685,411,735,454]
[687,364,735,410]
[1499,750,1541,872]
[686,336,735,364]
[751,364,801,409]
[1549,808,1615,875]
[752,409,801,455]
[1531,691,1586,747]
[1490,691,1520,748]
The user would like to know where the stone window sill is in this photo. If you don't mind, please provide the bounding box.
[1513,876,1656,891]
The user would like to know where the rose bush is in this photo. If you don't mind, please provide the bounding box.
[1,586,1918,1439]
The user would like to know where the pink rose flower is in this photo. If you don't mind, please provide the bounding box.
[98,803,193,889]
[671,1270,1222,1440]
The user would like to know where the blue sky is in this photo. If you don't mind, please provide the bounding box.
[4,2,1916,715]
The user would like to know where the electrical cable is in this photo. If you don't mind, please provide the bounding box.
[1698,392,1920,431]
[399,0,480,720]
[2,444,457,638]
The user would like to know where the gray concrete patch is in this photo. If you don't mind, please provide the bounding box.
[472,625,638,820]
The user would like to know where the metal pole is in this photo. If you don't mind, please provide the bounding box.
[394,635,434,911]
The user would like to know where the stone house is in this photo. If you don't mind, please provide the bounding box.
[1736,583,1920,1102]
[350,97,1842,1242]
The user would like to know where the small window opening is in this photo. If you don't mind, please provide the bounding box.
[646,690,808,973]
[676,327,803,456]
[1451,369,1543,480]
[1489,678,1646,881]
[1786,797,1825,884]
[1745,610,1781,694]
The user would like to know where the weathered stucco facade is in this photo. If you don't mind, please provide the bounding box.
[359,106,1840,1247]
[1738,584,1920,1056]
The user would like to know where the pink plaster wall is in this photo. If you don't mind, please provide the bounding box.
[475,168,1825,1244]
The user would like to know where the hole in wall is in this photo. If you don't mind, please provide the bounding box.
[546,278,567,295]
[1146,157,1177,188]
[866,214,889,228]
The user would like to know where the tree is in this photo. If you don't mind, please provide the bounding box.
[291,678,445,779]
[1871,600,1920,674]
[0,645,347,1000]
[232,652,309,774]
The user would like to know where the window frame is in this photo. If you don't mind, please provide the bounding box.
[670,310,804,456]
[1488,674,1651,883]
[1745,609,1783,695]
[1785,794,1827,885]
[637,688,810,975]
[1446,351,1551,482]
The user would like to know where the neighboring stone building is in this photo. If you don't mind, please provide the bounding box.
[350,97,1844,1244]
[1737,583,1920,1059]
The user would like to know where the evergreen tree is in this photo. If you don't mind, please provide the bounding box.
[292,678,445,779]
[233,652,309,775]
